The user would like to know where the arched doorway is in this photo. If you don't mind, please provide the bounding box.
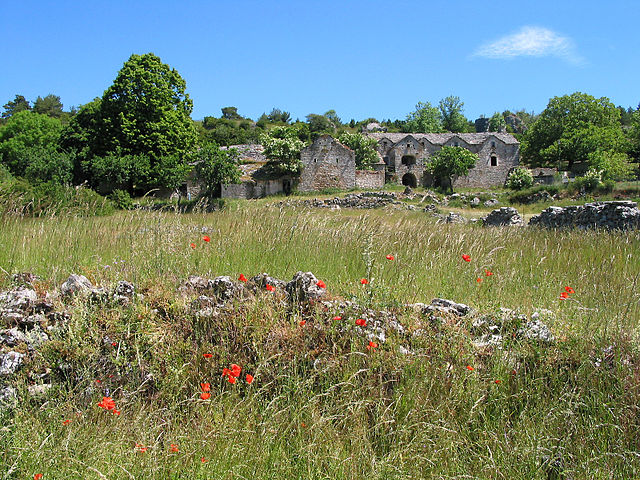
[402,173,417,188]
[422,172,434,188]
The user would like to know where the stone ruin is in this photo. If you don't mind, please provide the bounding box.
[482,207,524,227]
[529,201,640,230]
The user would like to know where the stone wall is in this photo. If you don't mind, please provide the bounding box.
[529,201,640,230]
[355,170,385,189]
[299,135,356,192]
[453,141,520,188]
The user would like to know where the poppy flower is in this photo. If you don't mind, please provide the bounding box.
[200,392,211,400]
[111,342,117,347]
[190,243,196,249]
[201,457,207,463]
[246,374,254,384]
[466,365,474,371]
[355,318,367,327]
[462,254,471,262]
[34,475,43,480]
[565,286,575,294]
[230,364,242,377]
[560,291,569,299]
[203,235,210,242]
[485,270,493,276]
[476,277,482,283]
[200,383,211,392]
[332,316,342,321]
[511,369,517,375]
[316,280,326,289]
[222,368,232,377]
[360,278,369,285]
[299,320,306,327]
[366,341,378,351]
[203,353,213,359]
[238,274,247,282]
[113,409,121,416]
[386,255,394,261]
[265,284,275,292]
[97,396,116,411]
[170,444,179,453]
[136,443,148,453]
[227,375,237,384]
[95,379,101,383]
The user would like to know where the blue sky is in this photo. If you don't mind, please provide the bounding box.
[2,0,638,122]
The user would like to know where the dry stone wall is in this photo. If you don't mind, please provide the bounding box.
[299,136,356,192]
[355,170,385,189]
[529,201,640,230]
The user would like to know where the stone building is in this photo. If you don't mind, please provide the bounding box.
[367,132,520,188]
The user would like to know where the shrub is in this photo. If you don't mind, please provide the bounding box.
[505,167,534,190]
[571,169,602,192]
[108,189,134,210]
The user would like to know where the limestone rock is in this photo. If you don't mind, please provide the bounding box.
[0,385,18,409]
[0,351,25,376]
[28,383,52,398]
[60,274,95,296]
[0,287,37,311]
[482,207,524,227]
[286,271,326,302]
[484,198,500,207]
[210,276,244,302]
[0,328,27,347]
[529,201,640,230]
[518,319,554,344]
[251,273,287,291]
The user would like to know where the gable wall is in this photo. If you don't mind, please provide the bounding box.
[299,136,356,192]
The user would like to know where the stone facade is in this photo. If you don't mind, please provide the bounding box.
[355,169,385,189]
[299,135,356,192]
[367,132,520,188]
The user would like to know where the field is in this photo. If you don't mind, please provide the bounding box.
[1,199,640,479]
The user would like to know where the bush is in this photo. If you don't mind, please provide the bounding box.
[108,189,134,210]
[505,167,534,190]
[508,184,560,204]
[571,169,602,192]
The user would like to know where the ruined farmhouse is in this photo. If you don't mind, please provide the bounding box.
[199,132,520,199]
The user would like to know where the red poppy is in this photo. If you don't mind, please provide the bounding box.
[190,243,196,249]
[246,374,254,384]
[222,367,232,377]
[227,375,237,384]
[511,369,517,375]
[170,444,179,452]
[96,379,101,383]
[485,270,493,276]
[476,277,482,283]
[97,396,116,411]
[201,457,207,463]
[299,320,306,327]
[230,364,242,377]
[238,274,247,282]
[111,342,117,347]
[62,419,71,425]
[462,254,471,262]
[494,379,501,384]
[34,475,43,480]
[136,443,148,453]
[203,353,213,359]
[200,382,211,392]
[360,278,369,285]
[113,409,121,416]
[466,365,474,371]
[560,291,569,299]
[265,284,275,292]
[355,318,367,327]
[366,341,378,351]
[332,316,342,321]
[386,255,395,261]
[565,286,575,294]
[316,280,326,289]
[203,235,210,243]
[200,392,211,400]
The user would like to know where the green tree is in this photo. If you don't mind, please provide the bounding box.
[488,112,506,132]
[505,166,534,190]
[337,132,378,169]
[427,146,478,193]
[438,96,468,133]
[403,102,443,133]
[267,108,291,124]
[324,109,341,127]
[22,147,75,185]
[260,125,305,175]
[0,111,63,177]
[221,106,242,120]
[306,113,335,138]
[33,94,64,118]
[2,95,31,119]
[194,144,242,197]
[522,92,626,170]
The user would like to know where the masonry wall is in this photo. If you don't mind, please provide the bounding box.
[355,170,385,189]
[299,136,356,192]
[453,143,520,188]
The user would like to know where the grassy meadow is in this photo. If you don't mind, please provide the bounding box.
[1,200,639,479]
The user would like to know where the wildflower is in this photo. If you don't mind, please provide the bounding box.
[203,235,210,243]
[466,365,474,371]
[222,367,232,377]
[227,376,236,384]
[366,341,378,351]
[332,316,342,321]
[34,475,43,480]
[316,280,326,289]
[246,374,254,384]
[200,383,211,392]
[462,254,471,262]
[355,318,367,327]
[230,364,242,377]
[113,409,121,416]
[560,291,569,299]
[95,379,101,383]
[476,277,482,283]
[301,422,307,428]
[190,243,196,249]
[386,255,395,261]
[203,353,213,359]
[565,286,575,294]
[360,278,369,285]
[485,270,493,276]
[62,419,71,425]
[201,457,207,463]
[265,284,275,292]
[494,380,501,384]
[299,320,306,327]
[511,369,517,375]
[200,392,211,400]
[111,342,117,347]
[238,274,247,282]
[136,443,148,453]
[170,444,179,453]
[97,397,116,411]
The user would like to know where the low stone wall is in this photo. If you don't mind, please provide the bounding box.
[529,201,640,230]
[482,207,524,227]
[355,170,385,189]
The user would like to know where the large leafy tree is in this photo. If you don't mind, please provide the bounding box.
[260,125,306,175]
[194,144,242,197]
[427,146,478,193]
[403,102,443,133]
[438,96,469,133]
[522,92,628,170]
[337,132,379,169]
[488,112,506,132]
[2,95,31,119]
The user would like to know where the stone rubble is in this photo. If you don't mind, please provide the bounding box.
[482,207,525,227]
[529,201,640,230]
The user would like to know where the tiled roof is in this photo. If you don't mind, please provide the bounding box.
[367,132,519,145]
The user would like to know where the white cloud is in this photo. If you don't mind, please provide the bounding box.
[474,26,584,65]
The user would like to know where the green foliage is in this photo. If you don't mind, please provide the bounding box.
[0,110,63,177]
[108,189,134,210]
[59,98,103,166]
[522,92,627,169]
[81,152,151,194]
[199,116,260,146]
[260,125,306,175]
[1,94,31,118]
[306,113,335,138]
[403,101,443,133]
[33,94,64,118]
[438,95,469,133]
[488,112,506,132]
[22,146,75,185]
[588,150,635,181]
[428,146,478,192]
[194,143,242,197]
[221,106,242,120]
[572,168,604,192]
[337,132,379,169]
[267,108,291,124]
[506,166,534,190]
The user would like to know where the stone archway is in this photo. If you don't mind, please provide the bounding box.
[402,173,417,188]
